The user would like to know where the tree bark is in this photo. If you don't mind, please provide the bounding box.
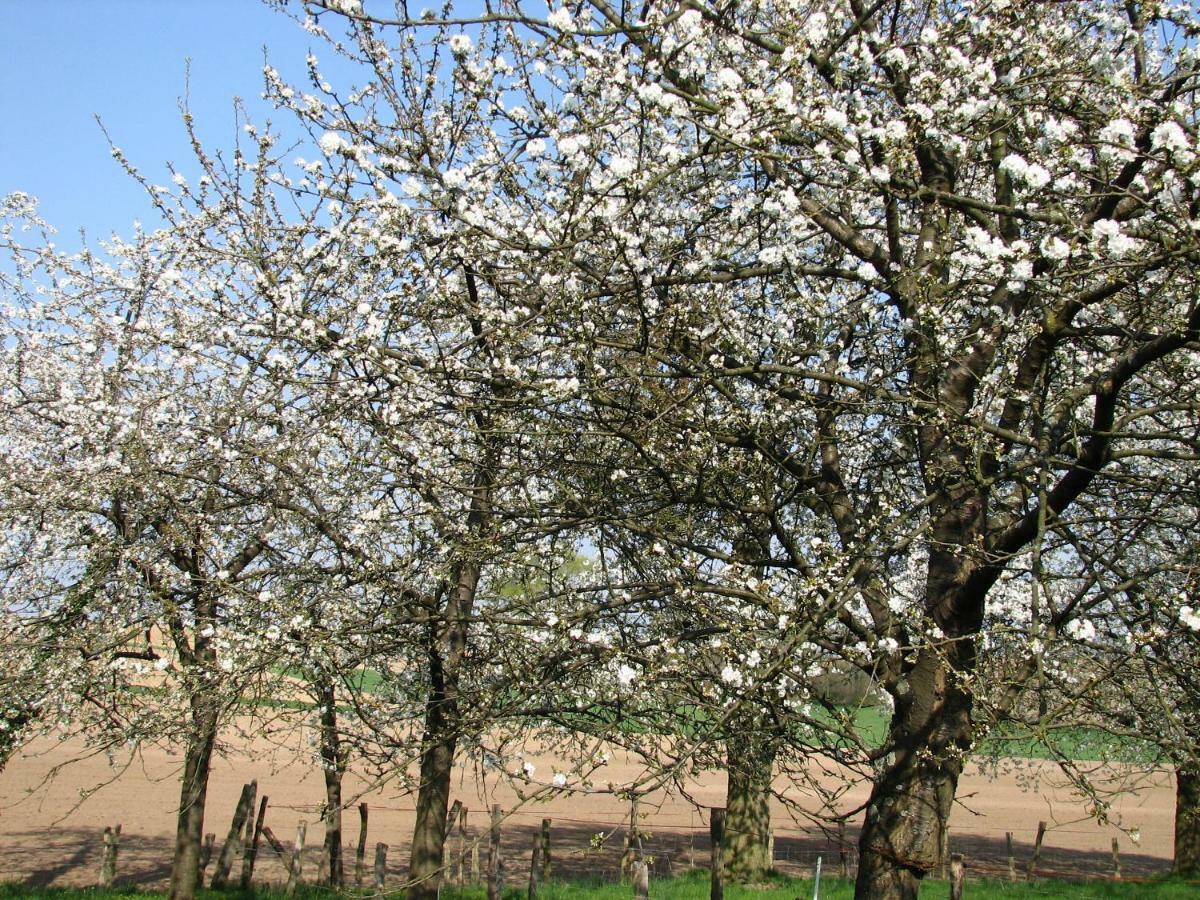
[317,675,345,888]
[406,554,484,900]
[723,726,776,882]
[855,641,974,900]
[405,329,497,900]
[1175,763,1200,876]
[167,696,219,900]
[407,695,460,900]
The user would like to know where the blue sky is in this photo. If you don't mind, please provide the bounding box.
[1,1,329,246]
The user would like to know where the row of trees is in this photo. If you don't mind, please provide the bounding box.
[3,1,1200,898]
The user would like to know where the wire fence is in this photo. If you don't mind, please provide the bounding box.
[67,792,1180,894]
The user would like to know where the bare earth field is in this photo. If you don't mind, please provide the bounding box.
[0,724,1177,890]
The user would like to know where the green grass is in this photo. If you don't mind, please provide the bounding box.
[977,724,1159,765]
[807,705,1157,764]
[6,872,1198,900]
[256,667,1158,766]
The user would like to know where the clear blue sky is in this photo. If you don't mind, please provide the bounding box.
[1,0,331,246]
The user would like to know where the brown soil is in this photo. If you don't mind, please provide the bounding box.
[0,727,1177,889]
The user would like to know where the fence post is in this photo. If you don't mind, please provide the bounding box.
[633,859,650,900]
[812,855,822,900]
[1028,821,1046,878]
[1005,832,1015,882]
[529,829,543,900]
[1111,837,1122,880]
[261,825,292,869]
[198,832,216,887]
[838,820,848,879]
[710,807,726,900]
[355,802,369,886]
[241,794,268,888]
[212,780,256,888]
[286,820,307,896]
[446,800,464,883]
[487,803,504,900]
[457,805,469,886]
[99,824,121,888]
[540,817,552,880]
[374,842,388,889]
[949,853,964,900]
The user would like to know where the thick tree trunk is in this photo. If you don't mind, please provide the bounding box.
[408,700,459,900]
[1175,763,1200,876]
[855,640,975,900]
[167,698,219,900]
[723,727,776,882]
[406,557,482,900]
[317,677,345,888]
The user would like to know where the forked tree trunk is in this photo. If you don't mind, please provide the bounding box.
[855,639,975,900]
[723,726,777,882]
[317,676,345,887]
[1175,763,1200,876]
[167,697,219,900]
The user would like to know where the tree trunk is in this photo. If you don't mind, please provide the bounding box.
[854,643,974,900]
[405,557,482,900]
[1175,763,1200,876]
[317,676,345,888]
[723,726,776,882]
[406,388,495,900]
[167,697,219,900]
[407,686,460,900]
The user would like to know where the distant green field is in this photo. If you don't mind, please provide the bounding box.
[267,667,1158,765]
[979,724,1159,765]
[4,871,1198,900]
[806,704,1156,764]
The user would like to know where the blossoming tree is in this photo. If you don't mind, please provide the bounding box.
[295,2,1200,897]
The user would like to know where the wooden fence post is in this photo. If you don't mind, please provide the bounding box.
[261,825,292,869]
[241,794,268,889]
[198,832,216,887]
[838,820,848,879]
[286,820,307,896]
[99,824,121,888]
[355,802,369,885]
[447,800,464,883]
[457,805,469,886]
[487,803,504,900]
[374,842,388,889]
[1005,832,1015,882]
[540,817,552,881]
[472,835,481,884]
[949,853,964,900]
[529,831,543,900]
[632,859,649,900]
[1028,821,1046,878]
[710,808,726,900]
[1111,837,1122,880]
[212,780,256,888]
